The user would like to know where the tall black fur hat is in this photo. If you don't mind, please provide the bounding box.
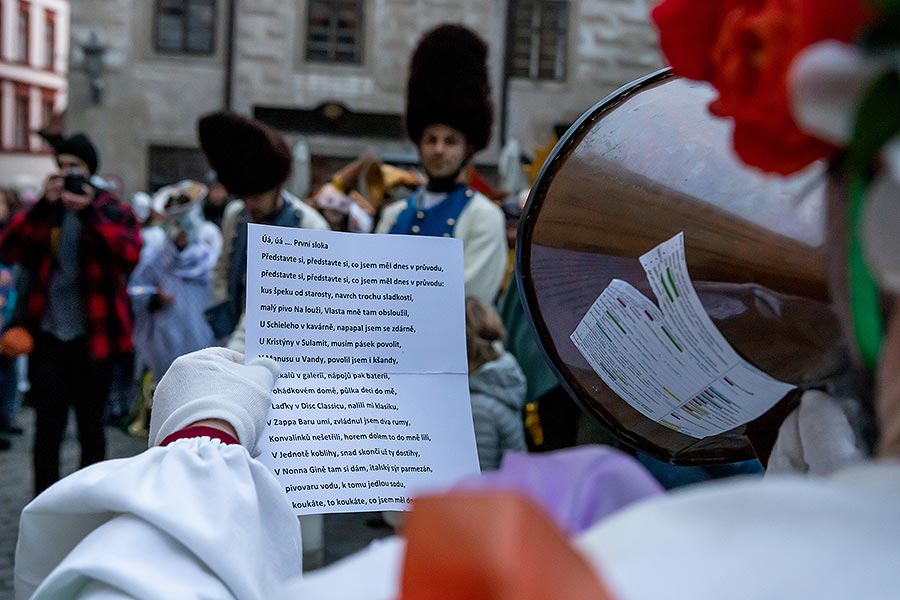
[406,24,493,153]
[197,111,292,198]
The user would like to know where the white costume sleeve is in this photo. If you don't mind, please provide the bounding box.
[374,200,406,234]
[212,200,246,304]
[456,193,507,306]
[16,438,303,599]
[375,195,507,305]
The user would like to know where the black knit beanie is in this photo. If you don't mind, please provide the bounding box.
[53,133,99,175]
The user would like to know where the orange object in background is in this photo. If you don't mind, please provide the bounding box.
[401,492,614,600]
[363,161,421,210]
[327,156,422,214]
[0,326,33,357]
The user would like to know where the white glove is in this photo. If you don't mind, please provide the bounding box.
[149,347,280,457]
[767,390,866,477]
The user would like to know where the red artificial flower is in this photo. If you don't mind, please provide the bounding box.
[652,0,875,175]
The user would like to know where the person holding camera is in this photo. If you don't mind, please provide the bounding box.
[0,133,142,496]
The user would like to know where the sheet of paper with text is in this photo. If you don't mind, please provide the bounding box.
[571,233,795,439]
[245,224,479,515]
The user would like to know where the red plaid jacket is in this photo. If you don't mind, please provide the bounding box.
[0,190,142,361]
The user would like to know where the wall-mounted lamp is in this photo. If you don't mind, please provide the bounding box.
[82,32,106,105]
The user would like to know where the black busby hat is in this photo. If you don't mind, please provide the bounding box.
[197,111,292,198]
[406,24,493,153]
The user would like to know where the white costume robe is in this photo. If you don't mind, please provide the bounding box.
[15,438,900,599]
[130,223,222,380]
[15,438,302,599]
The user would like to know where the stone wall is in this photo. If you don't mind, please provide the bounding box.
[66,0,664,195]
[68,0,226,196]
[232,0,661,164]
[506,0,663,157]
[232,0,505,161]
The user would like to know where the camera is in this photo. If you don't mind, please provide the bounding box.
[63,173,89,195]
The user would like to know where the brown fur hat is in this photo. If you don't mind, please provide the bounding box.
[198,111,292,197]
[406,24,493,153]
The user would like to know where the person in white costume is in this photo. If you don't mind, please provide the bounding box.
[129,181,223,382]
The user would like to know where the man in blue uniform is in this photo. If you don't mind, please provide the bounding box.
[376,24,506,306]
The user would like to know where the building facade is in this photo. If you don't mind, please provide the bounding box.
[0,0,70,186]
[68,0,663,197]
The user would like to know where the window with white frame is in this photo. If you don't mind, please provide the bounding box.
[508,0,568,81]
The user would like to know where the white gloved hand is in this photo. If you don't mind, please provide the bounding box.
[767,390,867,477]
[149,347,280,457]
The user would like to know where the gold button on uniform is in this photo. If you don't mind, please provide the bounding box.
[411,225,421,233]
[446,218,456,226]
[416,211,425,219]
[443,233,451,237]
[465,189,474,198]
